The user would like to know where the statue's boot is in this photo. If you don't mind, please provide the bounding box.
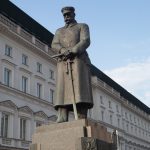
[77,107,87,119]
[56,108,68,123]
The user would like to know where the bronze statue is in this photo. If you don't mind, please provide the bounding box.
[51,6,93,123]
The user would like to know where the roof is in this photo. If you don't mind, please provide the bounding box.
[1,0,149,114]
[0,0,54,47]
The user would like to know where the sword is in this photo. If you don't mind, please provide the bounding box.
[67,59,78,120]
[51,54,78,120]
[51,53,64,59]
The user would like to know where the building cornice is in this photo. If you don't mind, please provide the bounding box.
[0,14,56,66]
[91,65,150,115]
[34,74,46,81]
[124,131,150,146]
[0,82,54,110]
[19,67,33,75]
[91,118,150,146]
[1,58,17,67]
[34,111,48,120]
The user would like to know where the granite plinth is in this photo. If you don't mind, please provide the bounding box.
[30,119,113,150]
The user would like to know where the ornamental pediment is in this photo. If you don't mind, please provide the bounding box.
[18,106,33,114]
[34,111,48,119]
[1,59,17,67]
[19,67,32,75]
[48,115,57,122]
[0,100,17,110]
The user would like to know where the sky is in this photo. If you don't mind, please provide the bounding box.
[10,0,150,107]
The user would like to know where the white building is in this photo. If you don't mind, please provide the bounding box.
[90,74,150,150]
[0,1,149,150]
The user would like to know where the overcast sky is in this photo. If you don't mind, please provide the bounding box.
[10,0,150,107]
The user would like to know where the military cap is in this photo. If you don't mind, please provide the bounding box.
[61,6,75,15]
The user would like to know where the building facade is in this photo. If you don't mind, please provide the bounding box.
[0,1,149,150]
[90,75,150,150]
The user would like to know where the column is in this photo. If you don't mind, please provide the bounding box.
[17,117,20,139]
[121,140,126,150]
[30,117,36,139]
[0,112,2,144]
[0,112,2,136]
[8,114,14,138]
[32,36,35,44]
[44,45,48,52]
[26,119,31,141]
[0,58,3,82]
[17,25,21,34]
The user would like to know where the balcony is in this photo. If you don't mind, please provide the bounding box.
[0,137,31,149]
[2,138,12,145]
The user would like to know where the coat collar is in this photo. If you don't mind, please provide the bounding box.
[64,20,77,28]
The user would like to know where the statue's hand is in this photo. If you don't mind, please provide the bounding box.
[63,50,75,61]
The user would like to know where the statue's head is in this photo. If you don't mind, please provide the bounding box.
[61,6,75,24]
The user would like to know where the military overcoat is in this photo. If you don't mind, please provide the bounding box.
[51,21,93,110]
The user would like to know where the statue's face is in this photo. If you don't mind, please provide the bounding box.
[63,12,75,24]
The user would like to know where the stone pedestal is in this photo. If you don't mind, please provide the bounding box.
[30,119,115,150]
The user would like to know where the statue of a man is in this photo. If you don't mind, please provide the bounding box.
[51,6,93,123]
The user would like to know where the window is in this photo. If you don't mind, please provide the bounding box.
[126,123,129,132]
[134,116,136,124]
[138,118,140,126]
[37,62,42,73]
[50,70,54,80]
[50,89,54,103]
[109,101,112,108]
[100,95,103,104]
[22,76,28,93]
[4,68,11,86]
[20,118,26,140]
[130,114,132,122]
[117,118,120,127]
[5,45,12,57]
[110,114,113,124]
[101,111,104,121]
[116,105,119,113]
[125,112,128,120]
[37,83,42,98]
[131,126,133,133]
[145,123,147,130]
[139,129,141,135]
[1,113,9,138]
[141,120,143,127]
[122,121,124,130]
[22,54,28,65]
[135,127,137,135]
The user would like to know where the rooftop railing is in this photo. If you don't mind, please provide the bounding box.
[0,14,17,32]
[92,77,149,118]
[0,14,55,55]
[97,78,120,97]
